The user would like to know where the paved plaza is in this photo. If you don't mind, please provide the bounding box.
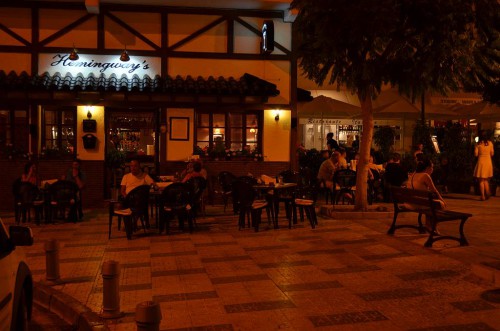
[2,193,500,331]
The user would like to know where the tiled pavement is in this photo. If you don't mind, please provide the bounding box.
[2,193,500,331]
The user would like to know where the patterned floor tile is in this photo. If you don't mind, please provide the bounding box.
[152,268,206,277]
[450,300,497,312]
[224,300,295,313]
[398,270,461,281]
[210,274,269,285]
[201,256,251,263]
[409,322,497,331]
[358,288,427,301]
[153,291,218,302]
[278,280,342,292]
[297,248,346,255]
[257,260,312,268]
[244,245,289,251]
[331,238,377,245]
[323,265,381,274]
[308,310,388,326]
[151,251,198,257]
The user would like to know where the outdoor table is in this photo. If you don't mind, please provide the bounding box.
[150,181,174,227]
[253,183,297,226]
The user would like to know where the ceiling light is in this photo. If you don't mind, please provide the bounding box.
[120,48,130,62]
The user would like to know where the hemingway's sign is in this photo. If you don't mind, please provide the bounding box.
[39,53,160,78]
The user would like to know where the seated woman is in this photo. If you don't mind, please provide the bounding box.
[406,158,446,232]
[21,161,39,186]
[182,161,205,183]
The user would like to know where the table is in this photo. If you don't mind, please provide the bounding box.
[253,183,297,228]
[149,181,174,228]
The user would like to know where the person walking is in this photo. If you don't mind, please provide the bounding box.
[473,130,494,201]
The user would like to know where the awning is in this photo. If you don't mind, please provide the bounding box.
[0,70,280,106]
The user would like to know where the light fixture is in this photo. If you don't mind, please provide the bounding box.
[250,128,256,133]
[69,44,79,61]
[120,46,130,62]
[86,106,93,119]
[274,112,280,121]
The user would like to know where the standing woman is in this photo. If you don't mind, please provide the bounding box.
[474,130,494,201]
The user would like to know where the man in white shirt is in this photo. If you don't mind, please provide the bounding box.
[120,159,154,198]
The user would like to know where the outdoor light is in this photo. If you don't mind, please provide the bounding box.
[69,44,79,61]
[87,109,92,119]
[120,47,130,62]
[274,110,280,121]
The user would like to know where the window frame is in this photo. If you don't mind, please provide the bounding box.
[42,106,77,158]
[0,108,29,159]
[194,110,262,155]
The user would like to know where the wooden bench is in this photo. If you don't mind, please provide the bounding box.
[388,186,472,247]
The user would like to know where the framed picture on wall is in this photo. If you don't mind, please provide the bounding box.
[170,117,189,141]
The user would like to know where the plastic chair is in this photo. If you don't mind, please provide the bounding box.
[47,180,80,223]
[333,169,357,205]
[293,185,319,229]
[108,185,150,240]
[158,182,193,234]
[12,179,44,225]
[231,180,268,232]
[186,176,207,222]
[216,171,236,212]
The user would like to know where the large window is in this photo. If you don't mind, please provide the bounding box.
[195,111,261,154]
[43,107,76,157]
[0,109,28,159]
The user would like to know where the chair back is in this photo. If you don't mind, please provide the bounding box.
[334,169,357,189]
[217,171,236,193]
[298,167,318,188]
[125,185,151,216]
[160,182,192,211]
[232,180,257,209]
[48,180,79,205]
[14,181,40,205]
[236,175,257,185]
[279,170,299,184]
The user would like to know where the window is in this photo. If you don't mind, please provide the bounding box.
[43,107,76,157]
[0,109,28,159]
[195,111,261,154]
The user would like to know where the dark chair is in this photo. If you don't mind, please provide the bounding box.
[231,180,268,232]
[108,185,150,240]
[186,176,207,222]
[158,182,193,234]
[368,169,383,204]
[272,170,299,225]
[333,169,357,205]
[47,180,80,223]
[216,171,236,212]
[293,185,319,229]
[12,179,44,225]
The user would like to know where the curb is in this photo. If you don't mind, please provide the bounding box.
[33,281,110,331]
[320,204,392,219]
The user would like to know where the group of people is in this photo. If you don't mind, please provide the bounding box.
[21,159,86,220]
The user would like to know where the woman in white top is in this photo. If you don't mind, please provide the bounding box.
[473,131,494,201]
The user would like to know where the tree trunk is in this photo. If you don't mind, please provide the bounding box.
[354,92,374,211]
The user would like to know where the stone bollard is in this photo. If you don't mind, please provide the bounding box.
[101,260,122,319]
[136,301,162,331]
[44,239,60,284]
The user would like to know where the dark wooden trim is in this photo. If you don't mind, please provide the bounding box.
[234,17,290,55]
[104,11,160,51]
[161,12,168,77]
[0,22,31,46]
[167,51,290,61]
[97,13,105,49]
[168,16,226,51]
[31,7,39,75]
[227,18,234,54]
[39,14,94,46]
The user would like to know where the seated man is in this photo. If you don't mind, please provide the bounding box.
[182,161,205,183]
[317,151,341,190]
[121,159,155,198]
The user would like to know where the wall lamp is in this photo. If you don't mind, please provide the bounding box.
[86,106,94,119]
[274,110,280,121]
[69,44,79,61]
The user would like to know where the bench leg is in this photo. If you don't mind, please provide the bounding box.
[417,213,426,234]
[387,210,399,235]
[459,217,469,246]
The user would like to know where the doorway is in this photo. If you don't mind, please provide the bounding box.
[104,108,159,198]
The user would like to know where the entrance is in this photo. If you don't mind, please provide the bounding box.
[105,108,159,198]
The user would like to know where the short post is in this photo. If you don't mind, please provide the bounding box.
[44,239,60,284]
[101,260,122,319]
[136,301,162,331]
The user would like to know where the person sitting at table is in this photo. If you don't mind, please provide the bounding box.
[21,161,39,186]
[338,147,348,169]
[64,158,86,220]
[317,151,341,190]
[179,160,207,180]
[120,159,155,198]
[181,161,205,183]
